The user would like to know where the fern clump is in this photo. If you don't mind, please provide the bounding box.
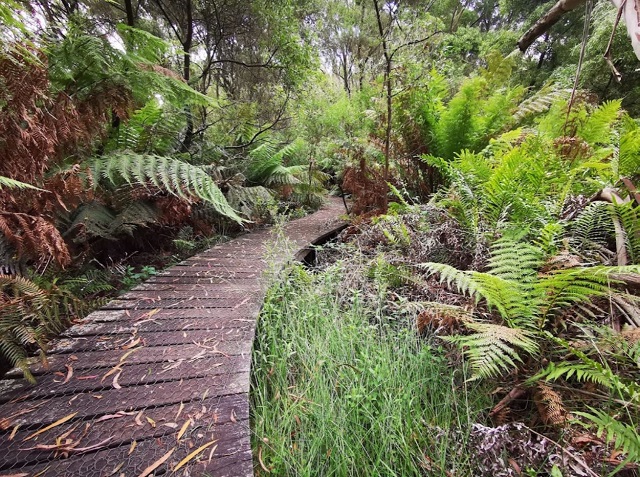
[422,235,640,379]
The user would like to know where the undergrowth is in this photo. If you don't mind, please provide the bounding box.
[250,263,489,476]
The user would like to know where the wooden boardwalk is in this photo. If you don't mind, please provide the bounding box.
[0,198,345,477]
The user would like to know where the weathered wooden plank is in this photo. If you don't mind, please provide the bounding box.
[0,373,249,428]
[0,357,250,403]
[129,281,261,291]
[7,341,252,378]
[63,316,255,338]
[119,287,262,300]
[47,327,253,354]
[102,296,259,310]
[0,394,248,467]
[0,417,251,476]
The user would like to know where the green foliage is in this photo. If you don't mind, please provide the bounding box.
[433,57,524,160]
[443,322,538,380]
[245,139,328,208]
[107,101,185,155]
[65,200,160,241]
[89,152,243,223]
[617,118,640,180]
[575,409,640,464]
[569,201,640,265]
[120,265,157,290]
[0,274,50,382]
[246,139,308,187]
[0,176,42,191]
[423,235,640,379]
[0,271,103,382]
[532,334,640,464]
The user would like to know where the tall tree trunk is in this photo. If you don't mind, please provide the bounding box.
[124,0,135,26]
[181,0,195,152]
[373,0,391,211]
[341,51,351,96]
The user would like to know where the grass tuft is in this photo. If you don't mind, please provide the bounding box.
[250,263,489,476]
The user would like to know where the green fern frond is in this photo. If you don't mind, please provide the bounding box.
[578,100,622,147]
[617,124,640,179]
[246,139,307,187]
[89,152,243,223]
[538,265,640,318]
[0,274,45,297]
[532,333,640,400]
[488,236,543,281]
[513,86,572,122]
[0,176,43,191]
[421,262,479,298]
[443,322,538,379]
[421,262,531,325]
[574,409,640,463]
[568,202,616,258]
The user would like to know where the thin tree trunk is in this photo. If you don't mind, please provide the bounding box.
[373,0,391,211]
[124,0,135,26]
[341,51,351,96]
[182,0,195,152]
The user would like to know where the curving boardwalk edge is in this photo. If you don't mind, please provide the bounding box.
[0,197,346,477]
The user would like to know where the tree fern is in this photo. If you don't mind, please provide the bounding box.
[434,77,485,160]
[246,139,307,187]
[108,101,186,155]
[245,139,327,206]
[89,152,243,223]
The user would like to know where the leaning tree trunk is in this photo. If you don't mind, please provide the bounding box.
[517,0,586,52]
[518,0,640,61]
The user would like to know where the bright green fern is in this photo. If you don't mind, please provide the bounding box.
[89,152,243,223]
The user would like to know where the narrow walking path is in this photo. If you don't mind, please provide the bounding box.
[0,198,346,477]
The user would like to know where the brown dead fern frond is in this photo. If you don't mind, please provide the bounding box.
[0,213,70,267]
[535,383,570,427]
[342,155,388,216]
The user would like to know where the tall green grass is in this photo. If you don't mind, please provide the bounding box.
[250,263,489,476]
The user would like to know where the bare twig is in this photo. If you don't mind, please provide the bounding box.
[604,0,626,83]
